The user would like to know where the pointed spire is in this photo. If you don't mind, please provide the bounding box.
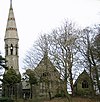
[10,0,12,9]
[4,0,19,40]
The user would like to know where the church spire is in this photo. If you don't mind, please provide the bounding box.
[4,0,19,74]
[10,0,12,9]
[4,0,19,40]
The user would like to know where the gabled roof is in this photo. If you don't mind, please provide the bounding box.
[74,70,90,86]
[34,54,60,79]
[35,54,58,71]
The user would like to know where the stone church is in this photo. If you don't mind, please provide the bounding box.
[2,0,97,99]
[73,70,95,96]
[2,0,21,98]
[33,54,61,98]
[2,0,61,99]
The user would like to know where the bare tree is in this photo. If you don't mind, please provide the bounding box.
[77,26,100,94]
[23,20,83,100]
[49,20,79,96]
[23,34,50,68]
[24,34,54,99]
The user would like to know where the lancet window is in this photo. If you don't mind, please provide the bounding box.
[5,44,8,55]
[15,44,18,55]
[82,80,88,88]
[10,44,13,55]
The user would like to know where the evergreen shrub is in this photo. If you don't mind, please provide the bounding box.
[0,97,14,102]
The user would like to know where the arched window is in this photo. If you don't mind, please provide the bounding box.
[5,44,8,55]
[15,44,18,55]
[11,66,13,68]
[42,72,50,77]
[10,44,13,55]
[82,80,88,88]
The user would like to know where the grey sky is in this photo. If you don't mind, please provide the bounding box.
[0,0,100,71]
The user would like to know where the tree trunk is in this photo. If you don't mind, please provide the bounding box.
[30,84,32,99]
[63,80,72,102]
[63,68,72,102]
[90,48,100,93]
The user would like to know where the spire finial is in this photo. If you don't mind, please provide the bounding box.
[10,0,12,8]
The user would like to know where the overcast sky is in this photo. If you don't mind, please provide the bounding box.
[0,0,100,71]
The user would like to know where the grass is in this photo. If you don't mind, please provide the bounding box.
[15,96,100,102]
[43,97,100,102]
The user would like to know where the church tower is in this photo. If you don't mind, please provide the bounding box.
[4,0,19,74]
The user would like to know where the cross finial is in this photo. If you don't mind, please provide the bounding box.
[10,0,12,8]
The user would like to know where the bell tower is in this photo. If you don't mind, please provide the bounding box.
[4,0,19,74]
